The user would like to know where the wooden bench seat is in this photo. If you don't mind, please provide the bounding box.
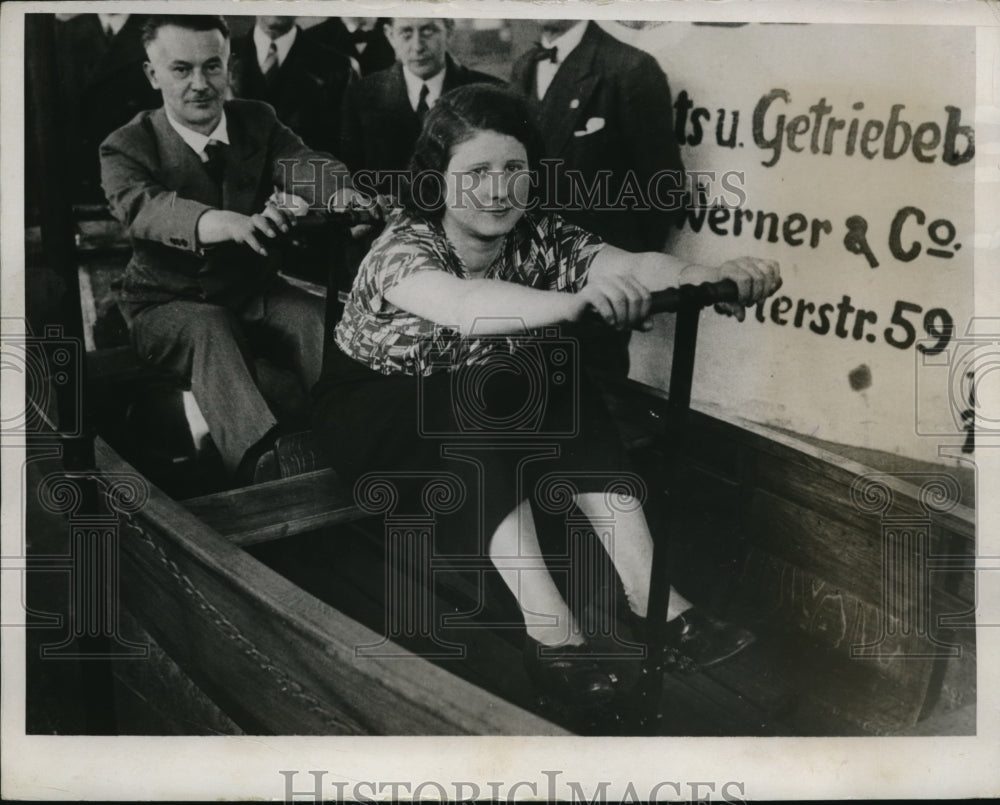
[180,468,367,547]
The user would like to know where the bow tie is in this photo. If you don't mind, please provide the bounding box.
[349,28,371,44]
[532,44,558,64]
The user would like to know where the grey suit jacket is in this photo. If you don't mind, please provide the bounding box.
[100,100,352,312]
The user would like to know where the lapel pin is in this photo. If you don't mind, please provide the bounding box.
[570,98,580,109]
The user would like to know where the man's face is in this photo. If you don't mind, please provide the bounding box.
[385,18,450,80]
[144,25,229,134]
[257,16,296,39]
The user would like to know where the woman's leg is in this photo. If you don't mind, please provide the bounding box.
[488,499,584,647]
[490,498,617,705]
[574,492,693,621]
[574,491,755,669]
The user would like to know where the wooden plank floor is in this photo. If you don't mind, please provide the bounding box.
[246,510,974,737]
[247,521,806,736]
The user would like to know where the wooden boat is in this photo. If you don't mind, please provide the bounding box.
[76,369,975,737]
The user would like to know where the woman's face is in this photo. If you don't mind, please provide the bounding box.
[441,129,531,241]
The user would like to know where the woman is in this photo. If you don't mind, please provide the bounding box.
[313,84,781,707]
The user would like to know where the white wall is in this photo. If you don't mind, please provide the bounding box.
[624,22,976,465]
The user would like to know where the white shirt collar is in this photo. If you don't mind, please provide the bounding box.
[253,24,298,71]
[97,14,129,37]
[165,109,230,162]
[540,20,587,61]
[401,64,447,112]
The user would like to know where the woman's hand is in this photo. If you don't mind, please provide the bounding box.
[577,261,653,331]
[682,258,782,321]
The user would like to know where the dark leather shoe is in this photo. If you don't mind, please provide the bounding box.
[663,608,755,670]
[523,637,616,708]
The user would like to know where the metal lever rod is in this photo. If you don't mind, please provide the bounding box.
[629,279,736,732]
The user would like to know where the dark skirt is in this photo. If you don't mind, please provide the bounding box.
[312,340,636,558]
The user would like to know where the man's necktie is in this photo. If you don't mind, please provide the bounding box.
[262,41,279,89]
[532,44,558,63]
[415,83,430,123]
[203,139,228,185]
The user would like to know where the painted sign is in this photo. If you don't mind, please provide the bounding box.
[627,23,976,464]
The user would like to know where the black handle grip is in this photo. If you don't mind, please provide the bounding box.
[290,207,383,233]
[649,278,739,314]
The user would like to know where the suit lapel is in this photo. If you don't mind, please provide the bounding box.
[93,16,141,81]
[441,55,463,93]
[388,63,413,116]
[385,63,422,146]
[234,34,266,99]
[79,15,111,70]
[151,106,265,213]
[282,31,321,96]
[541,23,602,155]
[225,105,267,213]
[150,108,219,204]
[510,52,534,97]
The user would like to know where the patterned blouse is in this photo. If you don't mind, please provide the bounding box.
[334,210,605,376]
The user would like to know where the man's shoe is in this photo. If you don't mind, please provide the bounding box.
[523,636,617,708]
[233,425,283,486]
[663,608,755,670]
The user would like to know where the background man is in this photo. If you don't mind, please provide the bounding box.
[55,12,161,205]
[229,15,356,155]
[100,15,356,482]
[511,19,686,375]
[340,17,501,193]
[304,16,395,76]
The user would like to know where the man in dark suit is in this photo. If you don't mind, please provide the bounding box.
[100,15,357,481]
[511,20,685,375]
[55,13,162,205]
[303,16,395,77]
[229,16,355,155]
[340,17,501,194]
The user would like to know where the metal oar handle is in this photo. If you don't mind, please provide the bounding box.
[580,279,740,330]
[649,278,739,315]
[289,206,384,233]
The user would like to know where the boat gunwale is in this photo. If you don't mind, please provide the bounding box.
[92,437,568,736]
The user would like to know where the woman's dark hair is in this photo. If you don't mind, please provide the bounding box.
[399,83,548,220]
[141,15,230,50]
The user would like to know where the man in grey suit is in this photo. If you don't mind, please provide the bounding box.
[100,15,356,481]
